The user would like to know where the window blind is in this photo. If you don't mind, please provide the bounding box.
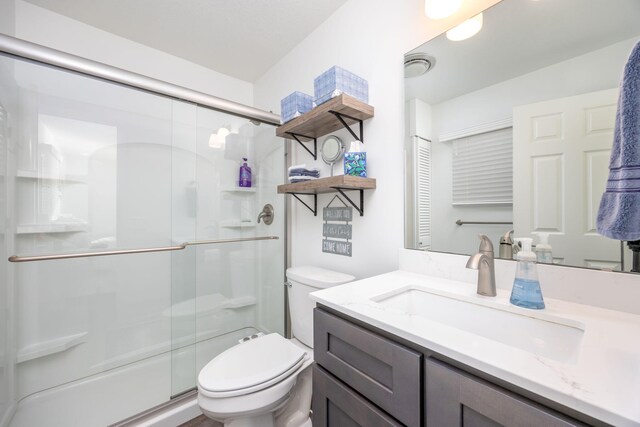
[414,137,431,249]
[451,127,512,205]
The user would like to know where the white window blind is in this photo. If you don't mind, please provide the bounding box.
[414,137,431,249]
[452,127,512,205]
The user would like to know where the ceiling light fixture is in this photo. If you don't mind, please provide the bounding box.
[209,126,230,149]
[446,13,483,41]
[424,0,463,19]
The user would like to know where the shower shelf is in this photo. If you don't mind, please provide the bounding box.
[220,220,256,228]
[221,186,256,193]
[16,223,89,234]
[16,170,88,184]
[275,94,374,160]
[17,332,88,364]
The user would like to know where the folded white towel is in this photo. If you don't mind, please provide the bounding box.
[288,163,306,171]
[288,175,318,183]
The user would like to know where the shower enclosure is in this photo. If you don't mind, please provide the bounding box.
[0,36,285,427]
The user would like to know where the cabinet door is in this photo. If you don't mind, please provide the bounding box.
[313,365,402,427]
[314,308,422,426]
[425,359,587,427]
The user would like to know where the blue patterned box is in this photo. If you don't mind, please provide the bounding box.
[314,66,368,106]
[344,152,367,177]
[280,91,313,123]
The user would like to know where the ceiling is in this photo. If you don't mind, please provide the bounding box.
[405,0,640,105]
[23,0,347,82]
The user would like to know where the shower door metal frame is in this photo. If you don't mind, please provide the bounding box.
[0,34,281,126]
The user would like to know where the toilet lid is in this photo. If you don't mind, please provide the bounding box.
[198,334,306,396]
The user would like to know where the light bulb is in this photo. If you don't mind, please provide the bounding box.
[217,127,230,138]
[446,13,483,41]
[425,0,463,19]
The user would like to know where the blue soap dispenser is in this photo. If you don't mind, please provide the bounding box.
[510,237,545,309]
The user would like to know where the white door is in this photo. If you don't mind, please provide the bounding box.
[513,89,622,269]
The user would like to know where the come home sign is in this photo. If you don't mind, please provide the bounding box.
[322,205,352,257]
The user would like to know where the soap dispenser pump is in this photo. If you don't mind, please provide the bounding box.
[510,238,545,309]
[535,233,553,264]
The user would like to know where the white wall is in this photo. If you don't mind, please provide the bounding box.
[254,0,500,279]
[9,0,253,106]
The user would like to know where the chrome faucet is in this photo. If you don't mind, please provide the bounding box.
[466,234,497,297]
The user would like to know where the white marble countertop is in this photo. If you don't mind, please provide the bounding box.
[310,270,640,427]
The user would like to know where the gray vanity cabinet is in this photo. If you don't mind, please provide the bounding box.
[313,308,422,426]
[313,307,595,427]
[313,365,403,427]
[425,358,586,427]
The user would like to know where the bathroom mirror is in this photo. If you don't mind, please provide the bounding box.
[321,135,344,176]
[404,0,640,272]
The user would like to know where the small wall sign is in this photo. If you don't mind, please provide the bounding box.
[323,223,352,239]
[322,239,352,256]
[323,207,353,221]
[322,196,353,257]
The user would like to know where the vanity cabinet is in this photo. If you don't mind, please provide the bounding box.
[425,358,585,427]
[313,365,402,427]
[313,308,421,426]
[313,307,594,427]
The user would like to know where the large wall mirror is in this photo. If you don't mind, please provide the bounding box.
[405,0,640,272]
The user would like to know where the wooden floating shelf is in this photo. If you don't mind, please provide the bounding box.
[278,175,376,195]
[278,175,375,216]
[276,94,374,142]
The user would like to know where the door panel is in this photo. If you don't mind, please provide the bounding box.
[513,89,620,268]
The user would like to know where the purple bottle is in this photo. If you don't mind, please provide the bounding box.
[239,158,252,188]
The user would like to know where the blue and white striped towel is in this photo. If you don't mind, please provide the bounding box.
[597,41,640,241]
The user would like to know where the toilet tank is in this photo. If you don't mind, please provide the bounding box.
[286,266,354,348]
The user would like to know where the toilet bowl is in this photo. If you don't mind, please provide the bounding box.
[197,266,354,427]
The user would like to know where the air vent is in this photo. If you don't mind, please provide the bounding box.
[404,53,435,78]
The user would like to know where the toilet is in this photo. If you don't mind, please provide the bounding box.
[197,266,355,427]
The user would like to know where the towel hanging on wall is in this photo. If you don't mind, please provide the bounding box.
[596,41,640,241]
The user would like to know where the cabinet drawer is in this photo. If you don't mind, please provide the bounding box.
[425,358,587,427]
[314,308,422,427]
[313,365,402,427]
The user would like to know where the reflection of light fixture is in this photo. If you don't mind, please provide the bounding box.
[404,53,436,78]
[209,126,230,149]
[446,13,483,41]
[424,0,462,19]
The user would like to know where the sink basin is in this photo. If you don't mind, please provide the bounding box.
[372,286,584,364]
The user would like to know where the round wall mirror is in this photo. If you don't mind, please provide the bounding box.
[321,135,344,176]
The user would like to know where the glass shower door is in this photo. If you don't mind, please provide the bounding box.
[2,54,185,427]
[0,49,284,427]
[169,105,285,397]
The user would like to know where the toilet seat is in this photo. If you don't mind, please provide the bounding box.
[198,333,307,398]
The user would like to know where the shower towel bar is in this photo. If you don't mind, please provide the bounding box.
[8,236,279,263]
[456,220,513,226]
